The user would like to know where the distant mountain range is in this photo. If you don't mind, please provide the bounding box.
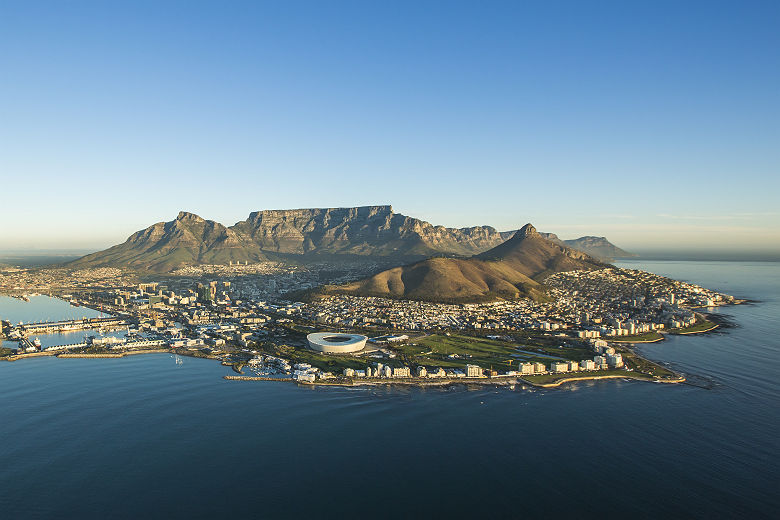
[539,233,635,261]
[69,206,633,272]
[322,224,606,302]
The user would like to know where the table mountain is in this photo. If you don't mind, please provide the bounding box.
[230,205,508,257]
[70,206,512,272]
[68,206,631,272]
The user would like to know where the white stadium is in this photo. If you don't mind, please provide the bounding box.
[306,332,368,354]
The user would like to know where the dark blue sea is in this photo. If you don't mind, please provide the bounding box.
[1,261,778,519]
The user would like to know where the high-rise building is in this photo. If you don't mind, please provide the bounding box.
[465,364,483,377]
[197,282,217,303]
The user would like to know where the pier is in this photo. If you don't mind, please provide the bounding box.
[14,317,128,335]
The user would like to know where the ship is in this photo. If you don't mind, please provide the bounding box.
[32,337,42,349]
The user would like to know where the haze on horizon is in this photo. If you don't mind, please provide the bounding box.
[1,1,778,258]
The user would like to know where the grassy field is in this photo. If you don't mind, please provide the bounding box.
[610,331,664,343]
[396,333,591,371]
[668,320,718,334]
[256,326,678,380]
[615,346,680,379]
[395,335,516,370]
[240,326,685,382]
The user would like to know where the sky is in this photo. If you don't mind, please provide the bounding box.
[1,0,778,256]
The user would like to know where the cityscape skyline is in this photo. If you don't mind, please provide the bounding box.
[2,1,778,255]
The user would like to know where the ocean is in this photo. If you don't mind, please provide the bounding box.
[0,261,778,519]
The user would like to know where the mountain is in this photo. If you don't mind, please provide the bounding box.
[71,206,513,272]
[324,224,606,303]
[561,236,635,260]
[68,206,632,272]
[230,205,507,257]
[538,232,566,247]
[537,232,632,260]
[70,212,266,272]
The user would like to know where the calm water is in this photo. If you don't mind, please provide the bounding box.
[1,262,778,519]
[0,295,104,324]
[0,296,117,350]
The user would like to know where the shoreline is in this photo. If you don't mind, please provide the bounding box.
[223,371,686,389]
[56,349,171,359]
[669,323,719,335]
[1,351,57,362]
[611,335,665,344]
[1,345,688,390]
[518,374,685,388]
[1,348,218,362]
[0,345,689,390]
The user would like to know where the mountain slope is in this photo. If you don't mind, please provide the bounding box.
[69,212,266,272]
[475,224,604,277]
[327,224,606,302]
[538,232,566,247]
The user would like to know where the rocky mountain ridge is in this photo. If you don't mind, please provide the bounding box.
[68,206,632,272]
[231,205,508,257]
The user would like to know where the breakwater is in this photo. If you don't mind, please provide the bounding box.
[518,373,685,388]
[57,349,170,359]
[57,353,125,358]
[2,351,57,362]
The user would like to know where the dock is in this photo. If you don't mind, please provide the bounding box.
[15,317,128,335]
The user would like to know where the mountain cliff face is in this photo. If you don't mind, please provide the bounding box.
[327,224,606,303]
[231,205,507,257]
[69,206,632,272]
[538,232,566,247]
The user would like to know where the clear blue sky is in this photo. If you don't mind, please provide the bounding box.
[1,0,778,254]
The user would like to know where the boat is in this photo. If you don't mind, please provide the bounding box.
[32,337,42,349]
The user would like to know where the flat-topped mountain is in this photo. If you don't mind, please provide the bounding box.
[325,224,606,302]
[68,206,632,272]
[69,206,512,272]
[231,205,507,257]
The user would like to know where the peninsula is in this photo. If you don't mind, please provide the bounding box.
[0,206,735,389]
